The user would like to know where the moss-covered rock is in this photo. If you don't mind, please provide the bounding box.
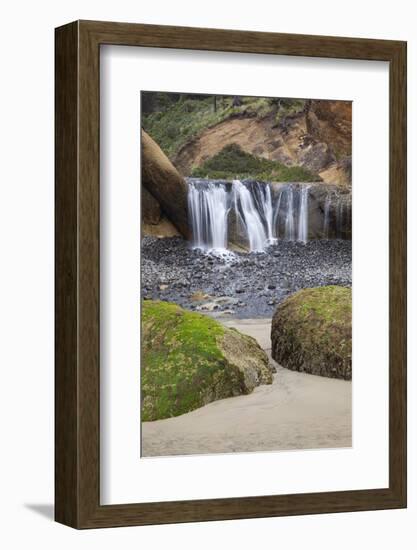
[142,300,272,420]
[271,286,351,380]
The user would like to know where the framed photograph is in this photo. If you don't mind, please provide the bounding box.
[55,20,406,528]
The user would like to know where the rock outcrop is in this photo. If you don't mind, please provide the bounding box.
[142,130,190,238]
[142,186,180,238]
[142,300,273,421]
[142,186,161,225]
[268,182,352,240]
[271,286,352,380]
[303,183,352,239]
[172,100,352,186]
[307,100,352,159]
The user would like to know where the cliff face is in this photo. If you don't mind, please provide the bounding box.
[141,186,180,237]
[141,130,189,238]
[307,100,352,159]
[173,100,352,187]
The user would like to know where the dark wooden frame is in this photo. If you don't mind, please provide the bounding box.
[55,20,407,529]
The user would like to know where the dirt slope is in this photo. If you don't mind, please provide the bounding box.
[173,100,352,186]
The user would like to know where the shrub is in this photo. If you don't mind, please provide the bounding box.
[191,144,320,182]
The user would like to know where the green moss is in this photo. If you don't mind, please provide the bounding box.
[295,286,351,324]
[191,144,320,182]
[142,300,272,421]
[141,300,272,421]
[271,286,352,379]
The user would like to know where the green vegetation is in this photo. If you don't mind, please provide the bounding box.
[273,98,306,125]
[271,286,352,380]
[142,300,271,421]
[191,144,320,182]
[142,93,298,160]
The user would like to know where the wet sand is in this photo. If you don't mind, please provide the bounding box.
[141,319,352,457]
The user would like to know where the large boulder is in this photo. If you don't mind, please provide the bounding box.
[142,130,190,238]
[142,300,273,420]
[271,286,351,379]
[141,186,180,238]
[142,186,161,225]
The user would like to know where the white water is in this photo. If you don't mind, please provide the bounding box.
[284,186,296,240]
[297,185,309,243]
[273,189,283,239]
[187,181,229,250]
[261,183,275,243]
[187,179,318,252]
[233,180,267,252]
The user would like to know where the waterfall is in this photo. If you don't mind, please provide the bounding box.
[284,186,296,240]
[187,179,320,252]
[262,183,275,243]
[297,186,309,243]
[250,181,275,243]
[323,194,331,238]
[232,180,268,252]
[187,181,228,250]
[337,199,344,239]
[273,189,283,239]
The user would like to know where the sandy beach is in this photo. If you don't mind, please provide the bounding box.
[141,319,352,457]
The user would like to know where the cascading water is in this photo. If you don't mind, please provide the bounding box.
[323,194,331,238]
[187,179,346,252]
[232,180,268,252]
[297,186,309,243]
[273,189,283,239]
[246,181,275,244]
[284,186,296,240]
[187,181,229,250]
[264,184,275,243]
